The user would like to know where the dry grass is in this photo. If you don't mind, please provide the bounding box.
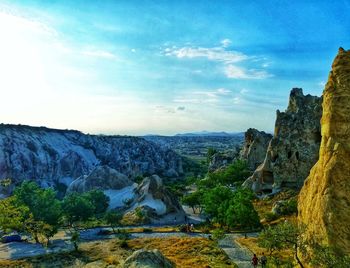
[0,236,236,268]
[236,237,294,266]
[128,236,236,268]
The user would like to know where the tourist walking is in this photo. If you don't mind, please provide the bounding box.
[252,253,259,267]
[260,252,267,267]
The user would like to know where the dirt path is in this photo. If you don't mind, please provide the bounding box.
[218,234,257,268]
[0,229,257,267]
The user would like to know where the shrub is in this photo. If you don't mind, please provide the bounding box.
[264,212,279,222]
[212,229,225,240]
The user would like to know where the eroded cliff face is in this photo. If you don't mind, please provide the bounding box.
[243,88,322,193]
[298,48,350,254]
[239,128,272,171]
[0,124,183,196]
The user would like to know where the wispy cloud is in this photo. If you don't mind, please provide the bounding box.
[224,64,273,79]
[221,38,231,48]
[164,42,272,80]
[164,46,247,63]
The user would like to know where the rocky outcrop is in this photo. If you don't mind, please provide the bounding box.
[122,249,175,268]
[0,124,183,197]
[208,148,240,172]
[66,165,133,193]
[133,175,185,217]
[243,88,322,193]
[298,48,350,254]
[239,128,272,170]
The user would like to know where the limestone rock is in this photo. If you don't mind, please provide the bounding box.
[208,148,240,172]
[122,249,175,268]
[244,88,322,193]
[134,175,185,217]
[0,124,183,197]
[66,166,133,193]
[239,128,272,170]
[298,48,350,254]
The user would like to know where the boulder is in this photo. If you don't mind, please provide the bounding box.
[208,149,240,172]
[239,128,272,170]
[67,166,133,193]
[243,88,322,193]
[122,249,175,268]
[298,48,350,254]
[134,175,185,217]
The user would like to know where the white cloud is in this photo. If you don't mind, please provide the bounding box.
[216,88,231,95]
[224,64,273,79]
[165,46,248,63]
[221,38,231,48]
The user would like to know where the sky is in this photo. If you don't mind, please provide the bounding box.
[0,0,349,135]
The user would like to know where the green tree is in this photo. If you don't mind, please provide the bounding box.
[13,181,62,243]
[84,189,110,215]
[258,222,306,268]
[311,243,350,268]
[0,197,28,233]
[104,211,122,233]
[181,190,204,214]
[225,188,260,233]
[62,192,95,227]
[202,186,234,225]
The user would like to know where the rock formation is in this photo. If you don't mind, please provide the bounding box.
[208,148,240,172]
[122,249,175,268]
[133,175,185,218]
[66,165,133,193]
[239,128,272,170]
[243,88,322,193]
[298,48,350,254]
[0,124,183,197]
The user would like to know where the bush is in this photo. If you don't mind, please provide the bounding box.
[212,229,225,240]
[264,212,279,222]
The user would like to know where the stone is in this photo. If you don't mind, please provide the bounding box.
[243,88,322,193]
[298,48,350,254]
[66,165,133,193]
[122,249,175,268]
[239,128,272,170]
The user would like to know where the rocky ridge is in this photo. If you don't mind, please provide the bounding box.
[243,88,322,193]
[298,48,350,254]
[0,124,183,197]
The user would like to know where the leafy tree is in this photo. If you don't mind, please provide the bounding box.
[310,243,350,268]
[0,197,28,233]
[258,222,306,268]
[84,189,110,215]
[206,160,251,187]
[202,185,234,225]
[225,188,261,233]
[181,190,204,214]
[104,211,122,233]
[62,192,95,227]
[13,181,62,243]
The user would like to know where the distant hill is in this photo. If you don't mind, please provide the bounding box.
[174,131,244,137]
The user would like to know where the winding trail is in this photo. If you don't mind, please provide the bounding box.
[0,228,257,267]
[219,234,257,268]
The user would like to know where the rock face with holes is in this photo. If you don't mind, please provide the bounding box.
[298,48,350,254]
[243,88,322,193]
[239,128,272,171]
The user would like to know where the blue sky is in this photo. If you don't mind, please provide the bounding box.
[0,0,349,135]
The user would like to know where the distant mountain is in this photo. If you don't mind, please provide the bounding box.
[174,131,244,137]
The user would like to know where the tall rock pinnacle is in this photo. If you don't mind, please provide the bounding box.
[298,48,350,254]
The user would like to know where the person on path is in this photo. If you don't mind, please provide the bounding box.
[260,252,267,267]
[252,254,259,268]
